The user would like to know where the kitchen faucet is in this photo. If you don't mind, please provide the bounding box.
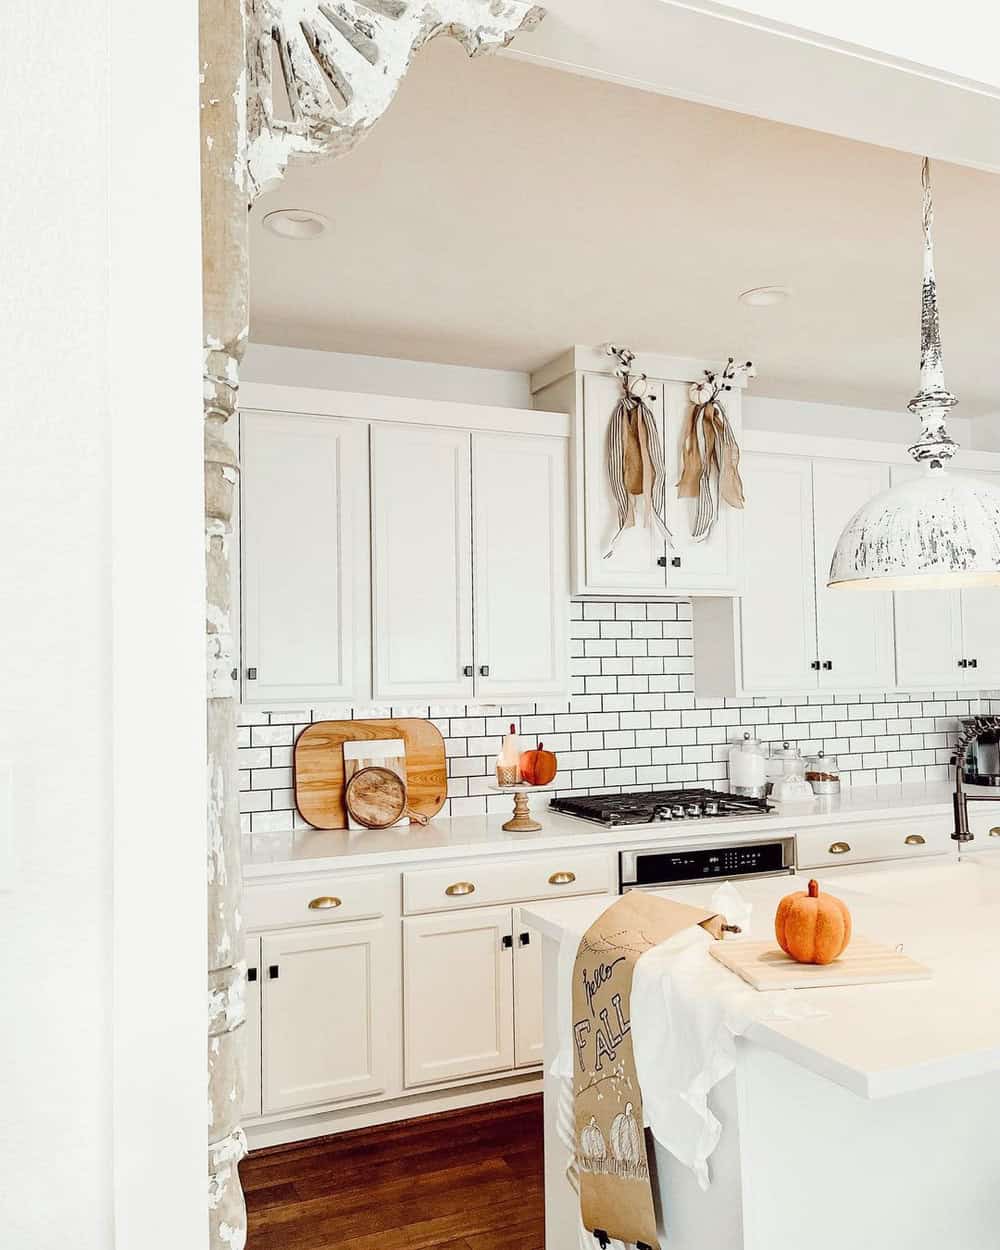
[952,715,1000,842]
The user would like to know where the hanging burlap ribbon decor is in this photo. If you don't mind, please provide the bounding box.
[572,891,730,1250]
[676,359,753,542]
[605,377,672,559]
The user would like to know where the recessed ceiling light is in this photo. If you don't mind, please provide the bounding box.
[738,285,791,307]
[262,209,330,240]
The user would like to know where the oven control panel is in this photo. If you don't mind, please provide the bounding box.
[620,838,794,889]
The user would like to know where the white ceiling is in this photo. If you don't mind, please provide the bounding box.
[249,38,1000,416]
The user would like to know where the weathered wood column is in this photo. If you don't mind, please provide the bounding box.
[200,3,543,1246]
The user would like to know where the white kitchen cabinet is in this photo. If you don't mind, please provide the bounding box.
[243,935,262,1120]
[533,356,745,598]
[737,454,818,693]
[812,459,895,689]
[403,907,515,1086]
[261,921,389,1114]
[472,432,569,701]
[371,423,475,702]
[513,908,544,1069]
[891,466,1000,689]
[240,411,369,704]
[695,454,896,696]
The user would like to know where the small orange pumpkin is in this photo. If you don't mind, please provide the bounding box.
[775,879,852,966]
[519,741,557,786]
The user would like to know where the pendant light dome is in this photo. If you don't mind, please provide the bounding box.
[829,159,1000,590]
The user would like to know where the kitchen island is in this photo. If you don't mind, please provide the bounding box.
[523,854,1000,1250]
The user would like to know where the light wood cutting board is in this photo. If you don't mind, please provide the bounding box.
[294,718,447,830]
[709,936,932,990]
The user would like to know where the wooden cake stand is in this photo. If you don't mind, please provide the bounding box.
[490,783,550,832]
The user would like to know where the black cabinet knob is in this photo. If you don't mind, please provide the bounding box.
[959,659,969,669]
[970,658,979,669]
[247,967,258,983]
[268,965,279,980]
[518,932,531,947]
[822,661,833,671]
[671,557,682,568]
[480,665,490,677]
[811,660,821,671]
[247,667,258,680]
[501,934,513,950]
[657,556,667,567]
[463,665,474,677]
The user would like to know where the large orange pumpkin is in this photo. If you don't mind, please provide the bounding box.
[774,879,852,966]
[519,742,557,786]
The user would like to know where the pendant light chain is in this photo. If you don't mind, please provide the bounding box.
[907,156,959,467]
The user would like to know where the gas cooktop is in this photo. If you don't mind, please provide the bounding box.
[549,788,771,827]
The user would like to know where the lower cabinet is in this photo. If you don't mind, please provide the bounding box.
[403,907,515,1086]
[403,904,548,1086]
[260,921,390,1115]
[513,907,545,1069]
[243,935,263,1120]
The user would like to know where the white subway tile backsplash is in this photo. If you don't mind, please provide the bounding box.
[237,598,983,831]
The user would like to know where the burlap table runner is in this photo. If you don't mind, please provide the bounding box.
[572,890,726,1249]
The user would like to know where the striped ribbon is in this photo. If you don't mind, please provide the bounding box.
[605,392,672,559]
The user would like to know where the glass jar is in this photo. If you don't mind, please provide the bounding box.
[805,750,841,795]
[729,732,768,798]
[766,742,804,789]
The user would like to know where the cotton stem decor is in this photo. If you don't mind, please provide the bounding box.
[678,357,754,542]
[604,345,672,558]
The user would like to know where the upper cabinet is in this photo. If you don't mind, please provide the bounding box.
[693,453,895,696]
[531,351,745,597]
[240,411,369,705]
[371,424,475,703]
[370,424,569,704]
[893,466,1000,689]
[239,391,570,710]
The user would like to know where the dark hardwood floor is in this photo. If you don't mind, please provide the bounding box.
[241,1095,545,1250]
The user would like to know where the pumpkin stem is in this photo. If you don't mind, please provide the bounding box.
[808,879,820,898]
[537,741,544,751]
[510,723,516,735]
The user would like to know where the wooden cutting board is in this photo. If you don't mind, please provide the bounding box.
[294,718,447,830]
[709,936,932,991]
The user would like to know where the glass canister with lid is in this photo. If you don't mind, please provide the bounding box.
[729,732,768,798]
[805,750,841,795]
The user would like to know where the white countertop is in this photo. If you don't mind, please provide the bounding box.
[522,852,1000,1100]
[242,782,972,879]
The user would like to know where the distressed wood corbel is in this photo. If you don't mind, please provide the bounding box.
[201,2,543,1247]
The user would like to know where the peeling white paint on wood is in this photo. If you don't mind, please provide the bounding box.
[246,0,544,194]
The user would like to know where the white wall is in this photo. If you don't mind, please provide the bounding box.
[245,342,533,408]
[1,2,206,1248]
[744,395,976,450]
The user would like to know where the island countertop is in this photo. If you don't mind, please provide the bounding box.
[522,853,1000,1100]
[242,781,983,878]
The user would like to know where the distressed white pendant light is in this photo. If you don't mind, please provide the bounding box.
[829,159,1000,590]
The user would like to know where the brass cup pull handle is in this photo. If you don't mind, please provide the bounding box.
[549,871,577,885]
[904,834,926,846]
[445,881,476,897]
[308,896,342,910]
[990,827,1000,838]
[828,842,851,855]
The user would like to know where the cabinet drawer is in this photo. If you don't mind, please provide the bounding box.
[966,802,1000,847]
[797,819,952,870]
[403,852,611,915]
[244,872,389,931]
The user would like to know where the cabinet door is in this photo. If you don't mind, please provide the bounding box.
[241,412,369,703]
[403,907,514,1087]
[890,466,965,688]
[581,373,669,593]
[243,935,262,1120]
[261,922,389,1114]
[513,909,544,1069]
[959,471,1000,686]
[371,424,475,702]
[472,433,569,701]
[813,460,896,689]
[738,454,818,693]
[662,381,743,593]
